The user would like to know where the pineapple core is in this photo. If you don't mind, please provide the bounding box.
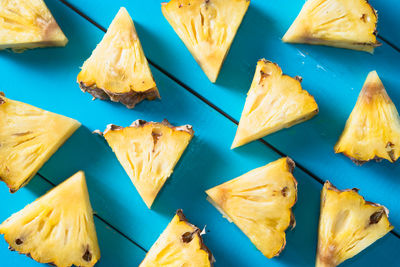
[0,171,101,267]
[0,92,80,192]
[282,0,379,53]
[0,0,68,51]
[99,119,193,208]
[206,157,297,258]
[335,71,400,164]
[162,0,250,82]
[316,181,393,267]
[140,210,214,267]
[77,7,158,109]
[232,59,318,149]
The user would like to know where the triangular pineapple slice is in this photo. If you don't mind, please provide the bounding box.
[316,181,393,267]
[0,171,101,267]
[161,0,249,82]
[77,7,159,109]
[282,0,379,53]
[140,210,214,267]
[0,0,68,52]
[335,71,400,165]
[98,119,193,208]
[232,59,318,149]
[206,157,297,258]
[0,93,80,192]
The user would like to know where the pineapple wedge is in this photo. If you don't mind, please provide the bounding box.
[0,0,68,51]
[140,210,214,267]
[98,119,193,208]
[335,71,400,165]
[77,7,158,109]
[0,171,100,267]
[282,0,379,53]
[316,181,393,267]
[232,59,318,149]
[0,92,80,192]
[206,157,297,258]
[161,0,250,82]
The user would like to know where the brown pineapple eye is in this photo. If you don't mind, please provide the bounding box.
[0,172,100,266]
[335,71,400,164]
[140,210,214,266]
[206,157,298,259]
[232,59,318,149]
[316,181,393,267]
[100,119,193,208]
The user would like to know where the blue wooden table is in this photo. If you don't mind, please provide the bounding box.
[1,0,399,266]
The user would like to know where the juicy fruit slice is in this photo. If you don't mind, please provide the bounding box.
[334,71,400,164]
[99,119,193,208]
[206,157,297,258]
[0,93,80,192]
[232,59,318,149]
[140,210,214,267]
[282,0,379,53]
[316,181,393,267]
[0,171,101,267]
[162,0,249,82]
[0,0,68,51]
[77,7,158,109]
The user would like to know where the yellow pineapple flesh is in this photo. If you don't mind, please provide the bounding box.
[282,0,379,53]
[77,7,158,109]
[140,209,214,267]
[0,93,80,192]
[206,157,297,258]
[161,0,250,83]
[335,71,400,164]
[99,119,193,208]
[0,0,68,51]
[232,59,318,149]
[316,181,393,267]
[0,171,101,267]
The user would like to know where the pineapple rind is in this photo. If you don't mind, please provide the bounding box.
[161,0,250,82]
[282,0,379,53]
[140,210,214,267]
[316,181,393,267]
[334,71,400,164]
[232,59,318,148]
[0,0,68,51]
[206,157,298,258]
[79,82,159,109]
[0,171,101,267]
[77,7,158,108]
[100,119,193,208]
[0,93,80,192]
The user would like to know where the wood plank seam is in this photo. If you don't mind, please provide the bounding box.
[377,36,400,53]
[56,0,400,240]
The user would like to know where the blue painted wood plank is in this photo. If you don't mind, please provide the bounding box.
[63,0,400,232]
[0,1,329,266]
[370,0,400,47]
[2,2,398,266]
[0,1,398,266]
[0,177,146,266]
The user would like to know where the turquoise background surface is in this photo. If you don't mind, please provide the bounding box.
[0,0,399,266]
